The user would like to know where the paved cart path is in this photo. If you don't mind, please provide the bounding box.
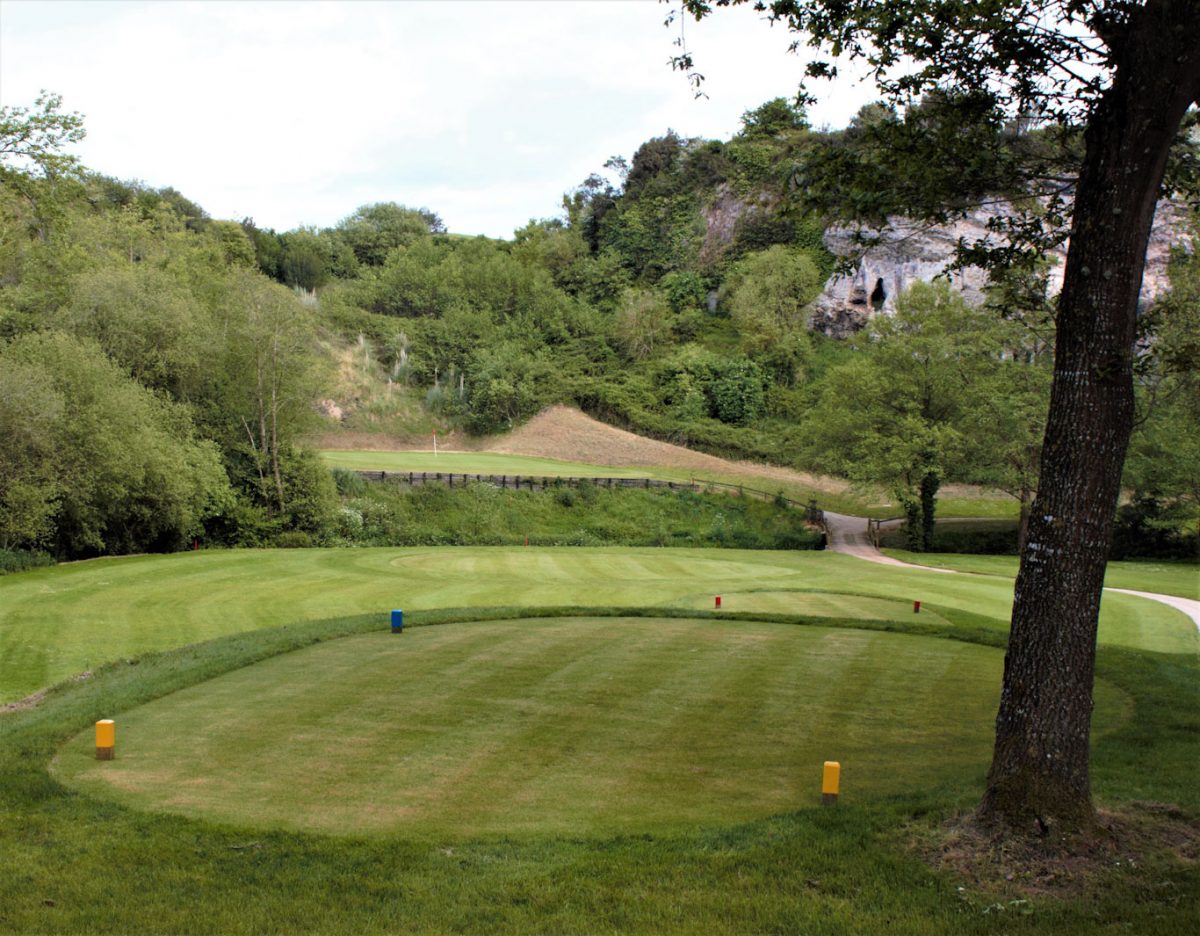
[822,512,1200,630]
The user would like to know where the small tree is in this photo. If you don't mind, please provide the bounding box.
[0,91,85,239]
[804,282,995,548]
[615,288,672,360]
[725,245,821,383]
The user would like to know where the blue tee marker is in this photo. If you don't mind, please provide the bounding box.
[391,609,404,633]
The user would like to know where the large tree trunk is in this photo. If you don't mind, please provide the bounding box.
[979,1,1200,832]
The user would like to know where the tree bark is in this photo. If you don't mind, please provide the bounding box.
[1016,488,1031,555]
[979,0,1200,831]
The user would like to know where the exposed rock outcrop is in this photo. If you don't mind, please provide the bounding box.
[699,184,776,266]
[809,202,1188,338]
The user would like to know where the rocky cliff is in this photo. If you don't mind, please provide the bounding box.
[808,202,1188,337]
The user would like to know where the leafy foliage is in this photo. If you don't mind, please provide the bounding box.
[803,282,1024,549]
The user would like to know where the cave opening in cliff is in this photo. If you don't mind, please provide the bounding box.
[870,278,887,310]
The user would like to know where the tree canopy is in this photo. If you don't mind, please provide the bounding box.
[672,0,1200,834]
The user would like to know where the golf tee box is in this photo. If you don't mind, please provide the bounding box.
[391,609,404,633]
[95,719,115,760]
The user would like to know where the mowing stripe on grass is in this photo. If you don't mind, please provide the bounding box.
[51,616,1132,839]
[3,547,1196,704]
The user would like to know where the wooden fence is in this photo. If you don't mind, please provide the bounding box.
[354,470,825,526]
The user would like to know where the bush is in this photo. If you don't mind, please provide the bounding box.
[932,526,1019,555]
[0,548,55,575]
[1111,497,1200,560]
[331,468,368,497]
[880,522,1018,555]
[274,530,314,548]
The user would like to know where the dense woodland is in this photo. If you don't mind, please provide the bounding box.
[1,93,1196,562]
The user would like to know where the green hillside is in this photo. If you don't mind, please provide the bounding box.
[1,92,1196,562]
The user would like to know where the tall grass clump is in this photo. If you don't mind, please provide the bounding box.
[0,548,55,575]
[334,481,822,549]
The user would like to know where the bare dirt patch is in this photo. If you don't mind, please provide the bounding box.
[2,670,93,713]
[917,803,1200,900]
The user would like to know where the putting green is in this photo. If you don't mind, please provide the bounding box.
[54,616,1131,839]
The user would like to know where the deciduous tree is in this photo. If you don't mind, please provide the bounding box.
[672,0,1200,832]
[803,282,997,548]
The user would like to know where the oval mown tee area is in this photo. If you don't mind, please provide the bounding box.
[53,617,1131,839]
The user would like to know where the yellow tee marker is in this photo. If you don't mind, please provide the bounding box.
[821,760,840,806]
[96,719,115,760]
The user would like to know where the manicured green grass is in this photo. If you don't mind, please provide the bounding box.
[2,607,1196,933]
[3,548,1195,704]
[57,616,1134,838]
[321,449,654,477]
[884,550,1200,600]
[929,495,1020,521]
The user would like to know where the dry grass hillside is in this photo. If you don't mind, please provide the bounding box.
[317,405,853,495]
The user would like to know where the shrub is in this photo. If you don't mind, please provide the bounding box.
[274,530,314,549]
[0,548,55,575]
[331,468,368,497]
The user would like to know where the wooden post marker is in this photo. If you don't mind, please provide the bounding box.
[821,760,840,806]
[391,609,404,633]
[715,595,722,609]
[95,719,115,760]
[913,600,921,613]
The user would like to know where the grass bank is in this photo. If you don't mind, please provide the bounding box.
[331,476,822,550]
[321,448,1019,521]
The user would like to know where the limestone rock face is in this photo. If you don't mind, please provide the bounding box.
[809,202,1187,338]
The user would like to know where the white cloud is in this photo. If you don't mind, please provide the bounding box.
[0,0,878,237]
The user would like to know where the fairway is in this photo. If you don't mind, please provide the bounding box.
[3,547,1196,704]
[52,616,1132,838]
[320,449,653,477]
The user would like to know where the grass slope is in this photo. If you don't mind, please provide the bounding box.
[3,548,1195,705]
[318,405,1021,519]
[3,607,1197,933]
[883,550,1199,600]
[333,482,821,549]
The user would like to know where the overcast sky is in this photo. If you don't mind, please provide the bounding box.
[1,0,878,238]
